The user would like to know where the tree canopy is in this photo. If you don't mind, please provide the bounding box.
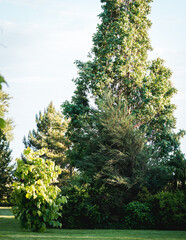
[62,0,185,190]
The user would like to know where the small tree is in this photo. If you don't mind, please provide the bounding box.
[12,148,67,232]
[0,129,13,205]
[23,102,71,182]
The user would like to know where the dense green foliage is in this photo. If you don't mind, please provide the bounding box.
[23,102,71,183]
[61,180,186,230]
[61,178,126,229]
[12,148,67,232]
[0,130,13,205]
[123,201,154,229]
[0,0,184,232]
[60,183,101,229]
[63,0,185,190]
[65,93,149,204]
[143,191,186,230]
[60,0,185,230]
[0,75,14,206]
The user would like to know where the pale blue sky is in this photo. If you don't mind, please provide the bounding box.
[0,0,185,160]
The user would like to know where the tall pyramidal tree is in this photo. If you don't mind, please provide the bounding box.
[24,102,71,182]
[63,0,185,187]
[0,129,13,204]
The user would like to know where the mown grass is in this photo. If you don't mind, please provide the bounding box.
[0,207,185,240]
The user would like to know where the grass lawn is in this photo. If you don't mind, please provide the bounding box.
[0,207,185,240]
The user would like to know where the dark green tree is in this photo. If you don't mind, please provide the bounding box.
[63,0,185,190]
[72,93,147,185]
[0,129,13,204]
[23,102,71,182]
[0,74,14,204]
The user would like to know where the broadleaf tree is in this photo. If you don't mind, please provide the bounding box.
[0,74,14,140]
[12,148,67,232]
[62,0,185,190]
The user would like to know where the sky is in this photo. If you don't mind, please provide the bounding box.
[0,0,185,160]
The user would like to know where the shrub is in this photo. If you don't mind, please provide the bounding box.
[123,201,154,229]
[61,184,101,229]
[11,148,67,232]
[148,191,186,230]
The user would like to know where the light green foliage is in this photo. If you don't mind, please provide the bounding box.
[23,102,71,183]
[0,75,13,140]
[12,148,67,232]
[0,118,6,129]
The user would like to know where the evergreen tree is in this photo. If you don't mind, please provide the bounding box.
[72,93,146,182]
[96,95,147,186]
[0,129,13,204]
[63,0,185,189]
[0,74,14,204]
[23,102,71,182]
[76,93,148,202]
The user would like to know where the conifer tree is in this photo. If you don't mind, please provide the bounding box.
[77,93,147,186]
[23,102,71,182]
[0,129,13,204]
[63,0,185,188]
[0,74,14,204]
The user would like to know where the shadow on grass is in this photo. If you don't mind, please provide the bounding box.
[0,207,185,240]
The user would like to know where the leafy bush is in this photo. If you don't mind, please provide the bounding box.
[147,191,186,230]
[11,148,67,232]
[61,184,101,229]
[123,201,154,229]
[60,173,185,230]
[60,173,128,229]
